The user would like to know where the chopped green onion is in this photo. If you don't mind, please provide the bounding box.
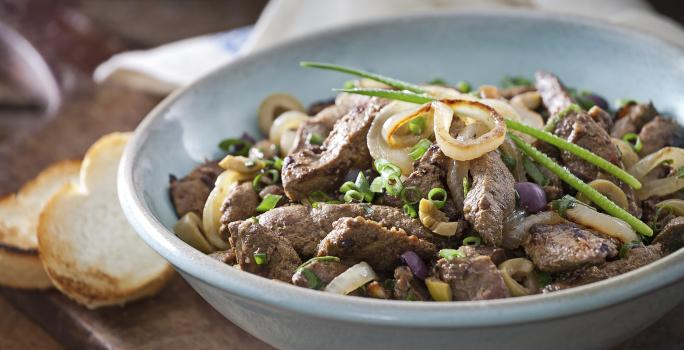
[463,177,470,197]
[615,98,637,109]
[256,194,282,213]
[252,169,280,192]
[543,104,582,132]
[374,159,402,177]
[400,186,421,205]
[428,78,448,85]
[509,134,652,236]
[301,61,426,93]
[370,177,385,193]
[218,138,252,156]
[384,173,404,196]
[439,249,465,261]
[298,268,324,289]
[523,156,549,187]
[309,132,324,145]
[500,75,533,88]
[428,188,447,209]
[408,139,432,161]
[340,181,357,194]
[248,216,258,224]
[537,272,552,287]
[403,203,418,218]
[462,236,482,246]
[456,81,471,93]
[272,156,284,170]
[355,172,374,202]
[344,190,364,203]
[570,89,596,111]
[334,88,432,104]
[506,119,641,190]
[551,195,577,217]
[500,151,517,170]
[253,252,268,265]
[622,133,643,153]
[677,166,684,179]
[408,116,426,135]
[619,240,642,258]
[343,80,356,89]
[308,191,332,203]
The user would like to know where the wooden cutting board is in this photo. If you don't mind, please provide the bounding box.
[0,1,682,349]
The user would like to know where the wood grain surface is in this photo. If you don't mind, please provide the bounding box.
[0,1,682,349]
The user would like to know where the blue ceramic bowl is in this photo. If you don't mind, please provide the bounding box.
[119,10,684,350]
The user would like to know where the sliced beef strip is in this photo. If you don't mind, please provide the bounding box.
[291,258,348,289]
[169,161,223,218]
[208,250,237,265]
[257,205,322,258]
[377,144,448,208]
[544,244,663,292]
[393,266,430,301]
[307,98,336,116]
[610,102,658,139]
[228,220,302,282]
[312,203,440,245]
[653,216,684,254]
[638,116,682,156]
[534,70,574,115]
[587,105,613,132]
[220,182,259,225]
[258,185,289,208]
[282,97,387,200]
[224,203,442,259]
[316,216,437,272]
[473,245,507,266]
[523,224,618,273]
[463,151,516,247]
[553,111,622,181]
[433,250,510,301]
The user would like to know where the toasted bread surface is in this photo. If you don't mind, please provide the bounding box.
[38,133,173,308]
[0,160,81,289]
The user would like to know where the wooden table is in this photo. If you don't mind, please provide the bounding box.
[0,1,682,349]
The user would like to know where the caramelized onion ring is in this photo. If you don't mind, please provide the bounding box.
[434,99,506,161]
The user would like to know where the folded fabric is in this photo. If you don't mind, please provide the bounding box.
[94,0,684,94]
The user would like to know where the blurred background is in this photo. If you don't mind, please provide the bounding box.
[0,0,682,349]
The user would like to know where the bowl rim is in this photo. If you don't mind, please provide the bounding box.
[119,8,684,328]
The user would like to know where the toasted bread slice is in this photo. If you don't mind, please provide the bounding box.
[0,160,81,289]
[38,133,173,308]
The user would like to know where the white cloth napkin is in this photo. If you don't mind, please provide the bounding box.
[94,0,684,94]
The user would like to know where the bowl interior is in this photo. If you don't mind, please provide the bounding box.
[120,9,684,326]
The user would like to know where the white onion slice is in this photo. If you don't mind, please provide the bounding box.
[434,100,506,161]
[258,94,305,135]
[381,105,434,148]
[324,262,378,295]
[656,199,684,216]
[503,211,568,249]
[637,176,684,200]
[202,170,240,249]
[628,147,684,180]
[565,204,639,244]
[367,101,419,175]
[612,138,640,169]
[268,110,308,146]
[279,129,298,157]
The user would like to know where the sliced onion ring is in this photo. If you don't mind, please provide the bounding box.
[656,199,684,216]
[258,93,305,135]
[324,261,378,295]
[628,147,684,180]
[202,170,241,249]
[434,100,506,161]
[637,176,684,201]
[612,138,640,169]
[269,110,308,146]
[381,104,433,147]
[503,211,568,249]
[367,101,419,174]
[565,203,639,244]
